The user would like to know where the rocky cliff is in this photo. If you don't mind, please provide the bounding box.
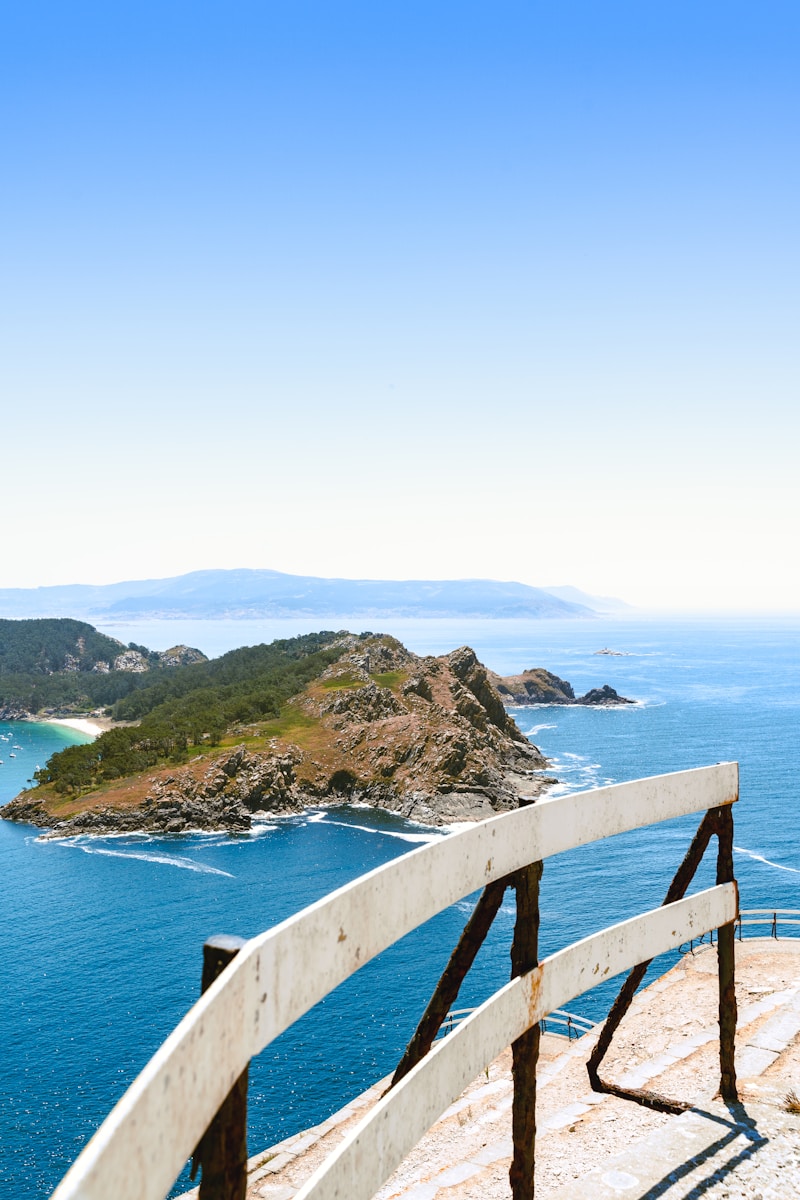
[488,667,634,706]
[2,636,554,836]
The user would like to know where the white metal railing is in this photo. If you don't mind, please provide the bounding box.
[678,908,800,953]
[50,762,739,1200]
[738,908,800,937]
[437,1006,595,1040]
[541,1009,596,1039]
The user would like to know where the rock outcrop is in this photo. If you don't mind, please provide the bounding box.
[489,667,634,706]
[0,704,38,721]
[3,747,303,836]
[578,684,633,705]
[3,636,555,836]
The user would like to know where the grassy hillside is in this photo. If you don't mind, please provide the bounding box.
[4,634,549,834]
[34,631,349,793]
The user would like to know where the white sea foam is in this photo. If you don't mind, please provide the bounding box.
[306,812,327,822]
[76,829,154,840]
[452,896,515,923]
[734,846,800,875]
[526,723,557,735]
[248,823,278,837]
[542,782,574,796]
[53,841,234,876]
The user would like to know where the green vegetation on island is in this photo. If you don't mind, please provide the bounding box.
[3,633,551,835]
[0,618,127,674]
[0,617,208,716]
[33,631,348,793]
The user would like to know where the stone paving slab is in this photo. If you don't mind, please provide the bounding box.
[548,1100,800,1199]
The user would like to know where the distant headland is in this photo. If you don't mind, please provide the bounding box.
[0,616,207,721]
[0,569,631,622]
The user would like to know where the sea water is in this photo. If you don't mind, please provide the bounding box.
[1,616,799,1199]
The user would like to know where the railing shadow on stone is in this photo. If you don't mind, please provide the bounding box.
[49,763,740,1200]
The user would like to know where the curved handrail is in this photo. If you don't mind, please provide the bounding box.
[738,908,800,936]
[681,908,800,953]
[50,762,738,1200]
[541,1009,596,1039]
[437,1006,596,1040]
[293,885,735,1200]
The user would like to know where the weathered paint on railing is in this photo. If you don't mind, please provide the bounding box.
[293,885,736,1200]
[50,763,738,1200]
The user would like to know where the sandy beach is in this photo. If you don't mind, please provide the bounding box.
[43,716,113,737]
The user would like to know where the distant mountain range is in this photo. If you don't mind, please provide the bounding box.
[0,570,631,621]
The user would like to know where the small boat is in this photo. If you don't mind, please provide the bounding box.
[8,752,15,758]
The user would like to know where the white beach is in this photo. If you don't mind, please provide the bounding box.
[43,716,111,738]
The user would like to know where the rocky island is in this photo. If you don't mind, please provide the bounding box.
[1,634,554,836]
[488,667,634,706]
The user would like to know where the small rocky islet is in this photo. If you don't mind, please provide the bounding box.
[488,666,634,707]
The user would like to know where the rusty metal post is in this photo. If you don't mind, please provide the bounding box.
[587,808,719,1114]
[191,935,249,1200]
[390,877,510,1088]
[509,861,542,1200]
[714,806,739,1103]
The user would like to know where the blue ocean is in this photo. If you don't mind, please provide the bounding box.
[1,615,799,1199]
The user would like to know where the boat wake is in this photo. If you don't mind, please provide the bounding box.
[52,840,235,876]
[319,818,446,844]
[734,845,800,875]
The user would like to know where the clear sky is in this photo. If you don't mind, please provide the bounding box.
[2,2,798,610]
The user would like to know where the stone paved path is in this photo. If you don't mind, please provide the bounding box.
[181,939,800,1199]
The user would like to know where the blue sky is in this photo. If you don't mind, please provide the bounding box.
[2,2,798,609]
